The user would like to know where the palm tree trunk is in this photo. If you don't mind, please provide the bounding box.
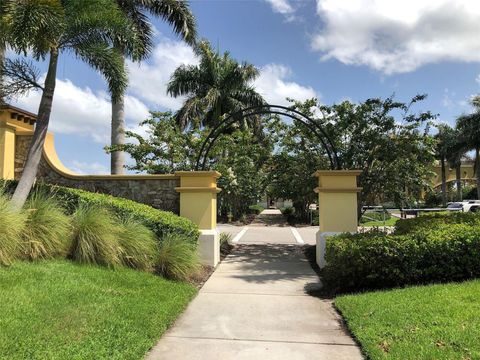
[10,49,59,209]
[455,161,462,201]
[441,157,447,206]
[476,148,480,200]
[0,45,5,105]
[110,53,125,175]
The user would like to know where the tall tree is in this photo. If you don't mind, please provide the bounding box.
[434,124,457,206]
[110,0,196,174]
[446,128,467,201]
[457,96,480,199]
[167,40,265,129]
[3,0,140,208]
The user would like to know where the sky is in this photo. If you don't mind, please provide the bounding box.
[10,0,480,174]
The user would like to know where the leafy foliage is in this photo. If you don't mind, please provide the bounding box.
[33,182,199,243]
[155,234,200,281]
[323,213,480,292]
[167,40,265,129]
[22,192,71,260]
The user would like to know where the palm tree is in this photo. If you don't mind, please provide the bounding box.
[434,124,456,206]
[167,40,265,129]
[110,0,197,175]
[446,129,467,201]
[3,0,140,208]
[456,96,480,199]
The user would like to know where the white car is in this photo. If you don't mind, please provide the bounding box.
[447,200,480,213]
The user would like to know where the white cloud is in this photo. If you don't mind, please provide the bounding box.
[69,160,109,175]
[13,78,150,144]
[127,37,198,110]
[264,0,295,17]
[254,64,318,105]
[476,74,480,85]
[312,0,480,74]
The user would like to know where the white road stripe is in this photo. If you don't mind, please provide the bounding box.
[231,227,249,243]
[290,227,304,244]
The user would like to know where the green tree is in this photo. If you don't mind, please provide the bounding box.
[3,0,139,208]
[434,124,457,206]
[110,0,196,175]
[282,96,437,214]
[167,40,265,129]
[456,96,480,199]
[106,111,201,173]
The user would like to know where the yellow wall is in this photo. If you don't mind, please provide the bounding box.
[432,163,475,187]
[0,125,15,180]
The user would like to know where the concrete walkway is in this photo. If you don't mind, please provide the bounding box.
[146,210,362,360]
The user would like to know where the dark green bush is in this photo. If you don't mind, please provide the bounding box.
[1,181,199,244]
[323,219,480,292]
[394,212,480,235]
[248,204,264,215]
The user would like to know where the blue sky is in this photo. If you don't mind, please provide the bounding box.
[12,0,480,174]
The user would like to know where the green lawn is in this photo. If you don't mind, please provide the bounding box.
[0,260,197,360]
[336,280,480,360]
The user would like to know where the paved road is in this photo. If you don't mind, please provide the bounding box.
[147,210,362,360]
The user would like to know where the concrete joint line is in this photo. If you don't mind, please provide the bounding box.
[164,335,357,347]
[231,227,249,243]
[290,227,304,244]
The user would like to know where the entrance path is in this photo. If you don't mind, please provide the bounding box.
[146,210,362,360]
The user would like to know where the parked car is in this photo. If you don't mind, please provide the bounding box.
[447,200,480,213]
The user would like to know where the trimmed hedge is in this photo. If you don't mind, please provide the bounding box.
[1,181,199,244]
[323,213,480,292]
[394,212,480,235]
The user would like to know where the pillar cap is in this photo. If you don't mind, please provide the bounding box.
[313,170,362,177]
[175,170,221,178]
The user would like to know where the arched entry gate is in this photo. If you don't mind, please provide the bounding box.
[174,105,361,267]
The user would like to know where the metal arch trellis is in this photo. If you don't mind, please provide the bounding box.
[194,104,341,171]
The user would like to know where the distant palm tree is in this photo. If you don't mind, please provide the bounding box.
[457,96,480,199]
[4,0,139,208]
[167,40,265,129]
[110,0,197,174]
[446,129,467,201]
[434,124,456,206]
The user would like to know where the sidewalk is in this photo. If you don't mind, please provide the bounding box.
[146,230,362,359]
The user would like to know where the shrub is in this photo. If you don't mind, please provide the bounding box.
[394,212,480,235]
[118,217,157,271]
[22,192,71,260]
[1,181,200,245]
[0,194,25,265]
[70,204,120,267]
[219,232,232,246]
[323,222,480,292]
[155,234,200,281]
[248,204,264,215]
[280,206,294,216]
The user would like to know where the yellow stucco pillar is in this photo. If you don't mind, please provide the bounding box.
[175,171,221,267]
[0,123,16,180]
[313,170,362,268]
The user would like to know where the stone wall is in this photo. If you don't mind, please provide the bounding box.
[14,135,180,213]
